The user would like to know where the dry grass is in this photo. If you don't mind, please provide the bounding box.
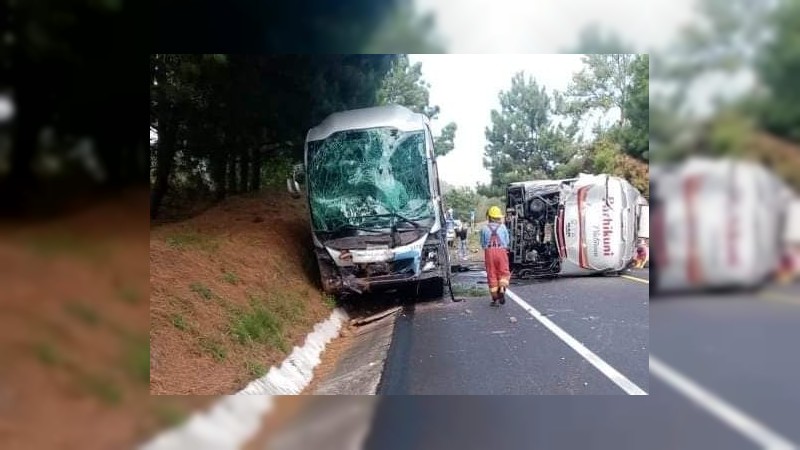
[0,188,156,449]
[150,190,330,395]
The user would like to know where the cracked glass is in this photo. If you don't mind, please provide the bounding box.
[307,128,433,233]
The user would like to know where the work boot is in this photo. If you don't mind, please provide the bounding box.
[498,286,506,305]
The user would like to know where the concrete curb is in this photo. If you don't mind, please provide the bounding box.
[139,395,275,450]
[237,307,349,395]
[140,307,349,449]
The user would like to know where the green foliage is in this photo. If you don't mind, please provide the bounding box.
[484,72,579,191]
[152,402,190,428]
[590,137,621,174]
[118,286,141,305]
[434,122,458,157]
[376,55,458,157]
[64,302,100,327]
[261,154,297,190]
[246,360,268,379]
[377,55,440,118]
[151,55,398,217]
[122,335,150,385]
[566,54,637,125]
[165,231,219,252]
[222,270,240,285]
[444,187,479,220]
[189,283,213,301]
[78,373,123,406]
[171,313,190,331]
[757,0,800,142]
[198,336,228,362]
[228,297,287,351]
[34,341,64,366]
[322,294,338,310]
[614,54,650,160]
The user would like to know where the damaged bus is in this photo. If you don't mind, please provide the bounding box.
[287,105,451,297]
[505,174,648,279]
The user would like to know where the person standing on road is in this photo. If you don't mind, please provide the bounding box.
[457,222,469,261]
[481,206,511,306]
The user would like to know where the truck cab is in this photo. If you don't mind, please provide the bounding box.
[505,174,647,279]
[287,105,450,297]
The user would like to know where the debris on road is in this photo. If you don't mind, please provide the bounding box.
[464,309,472,315]
[350,306,402,327]
[509,316,518,323]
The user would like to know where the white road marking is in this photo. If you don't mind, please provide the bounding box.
[505,289,647,395]
[621,274,649,284]
[761,291,800,305]
[650,355,797,450]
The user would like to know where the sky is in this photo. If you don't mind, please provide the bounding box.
[414,0,697,53]
[411,54,608,188]
[407,0,700,188]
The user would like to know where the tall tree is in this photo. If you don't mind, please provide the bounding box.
[433,122,458,157]
[443,186,480,220]
[566,54,637,125]
[149,55,397,218]
[483,72,578,190]
[757,0,800,142]
[614,54,650,160]
[376,55,458,157]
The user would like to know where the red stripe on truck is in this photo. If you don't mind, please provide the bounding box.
[577,186,589,268]
[557,208,566,259]
[684,176,703,285]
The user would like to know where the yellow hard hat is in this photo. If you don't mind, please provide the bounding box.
[487,206,503,219]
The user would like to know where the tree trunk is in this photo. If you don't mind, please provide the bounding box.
[211,148,227,201]
[150,120,177,219]
[240,144,251,192]
[227,152,237,194]
[250,146,262,192]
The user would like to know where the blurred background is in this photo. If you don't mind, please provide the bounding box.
[1,0,799,448]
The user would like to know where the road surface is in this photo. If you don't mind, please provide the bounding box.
[378,268,650,395]
[249,277,800,449]
[362,279,800,449]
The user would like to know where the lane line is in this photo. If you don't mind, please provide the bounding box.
[761,291,800,305]
[505,288,647,395]
[650,355,797,450]
[621,274,649,284]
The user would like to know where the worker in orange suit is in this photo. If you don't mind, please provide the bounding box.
[481,206,511,306]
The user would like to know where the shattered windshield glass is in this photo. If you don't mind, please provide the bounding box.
[307,128,434,233]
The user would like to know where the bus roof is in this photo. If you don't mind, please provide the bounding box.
[307,105,428,142]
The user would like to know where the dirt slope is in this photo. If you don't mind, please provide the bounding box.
[0,189,218,449]
[150,190,331,395]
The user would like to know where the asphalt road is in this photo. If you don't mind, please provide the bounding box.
[377,268,650,395]
[363,279,800,449]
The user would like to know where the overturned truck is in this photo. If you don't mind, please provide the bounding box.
[287,105,451,297]
[505,174,648,279]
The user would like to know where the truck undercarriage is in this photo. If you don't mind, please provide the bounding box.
[505,183,563,279]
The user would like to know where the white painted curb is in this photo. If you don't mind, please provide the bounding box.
[140,395,274,450]
[237,307,349,395]
[140,307,349,449]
